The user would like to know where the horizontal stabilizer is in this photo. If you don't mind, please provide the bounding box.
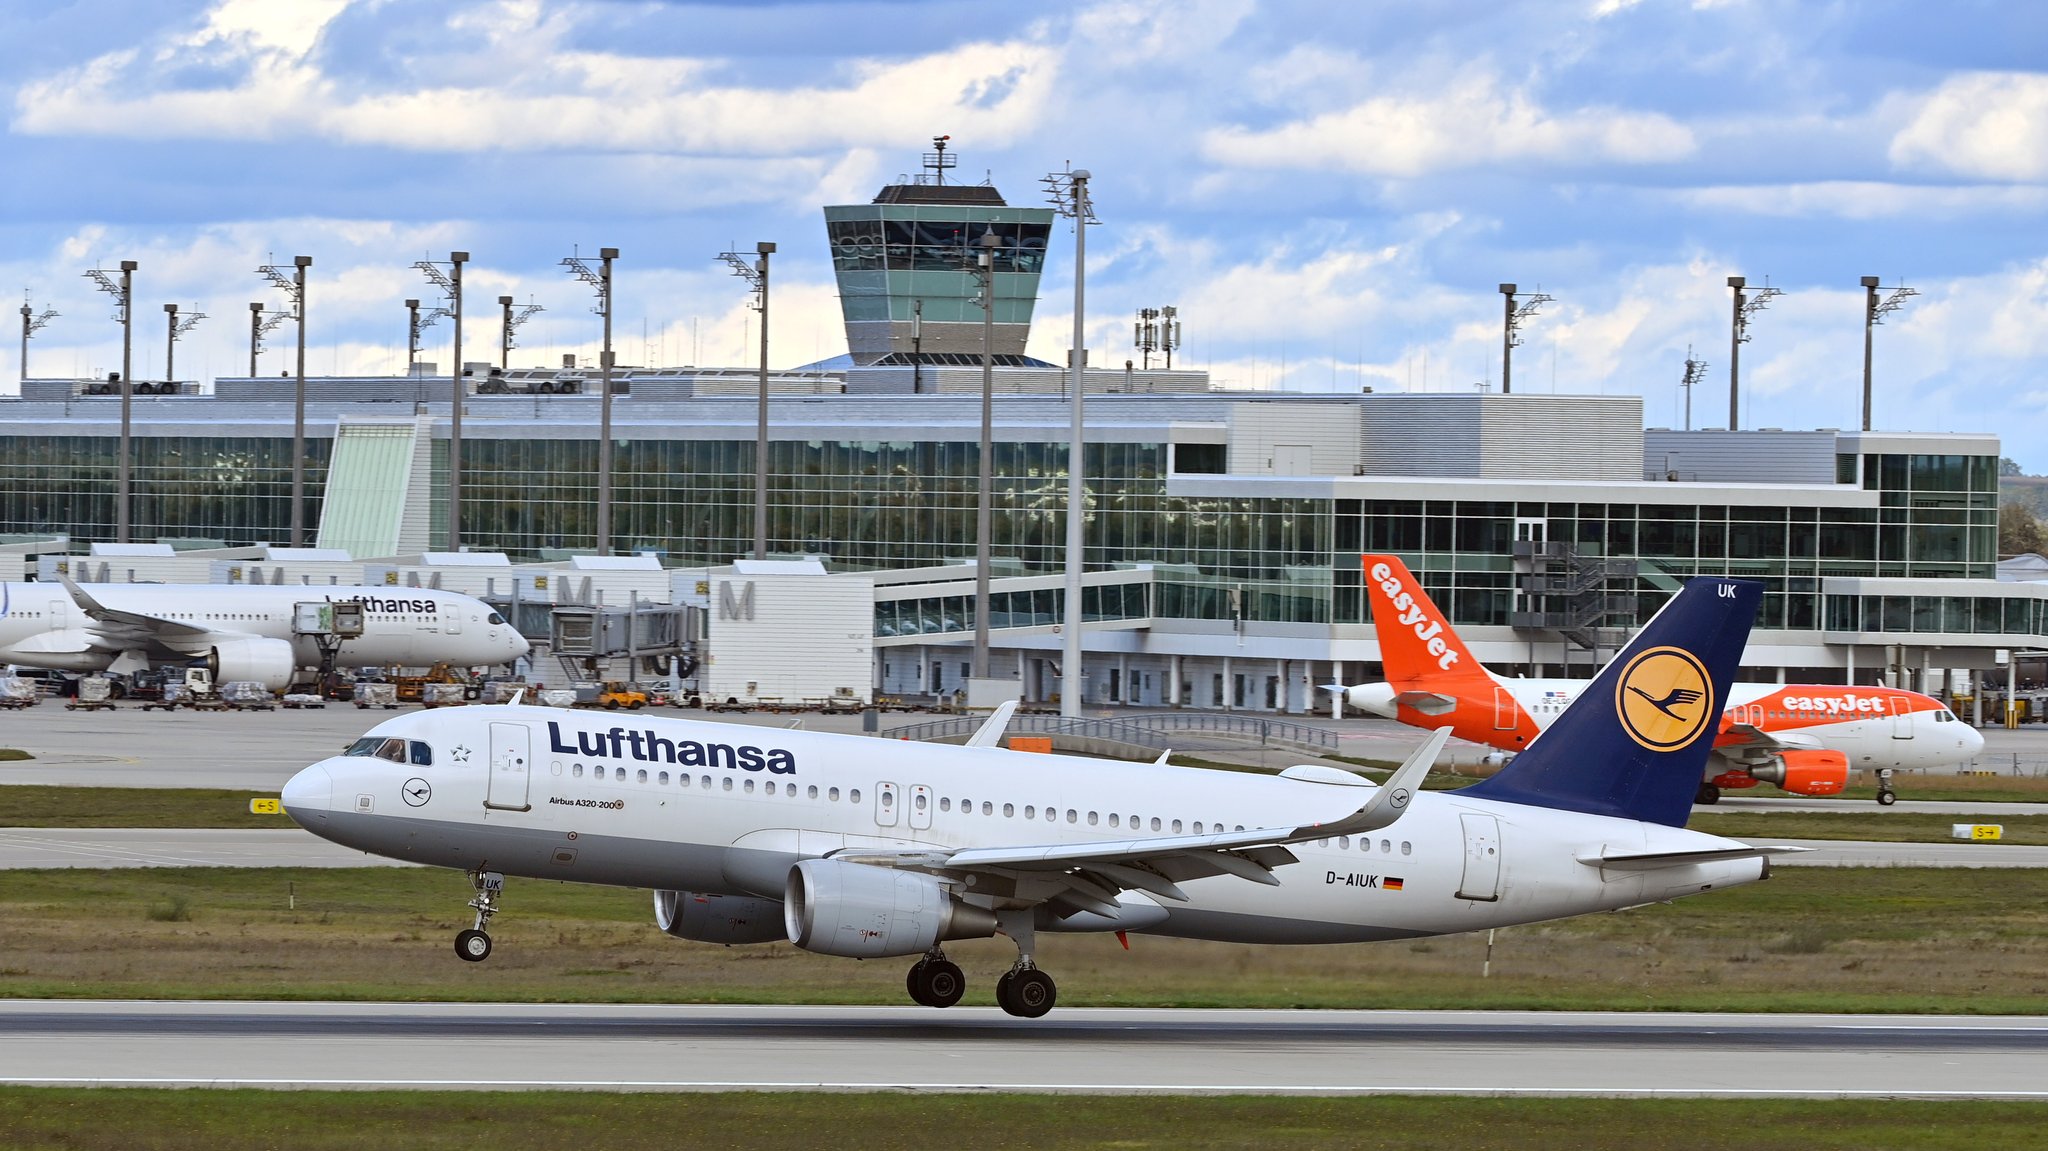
[1395,690,1458,716]
[1577,844,1809,871]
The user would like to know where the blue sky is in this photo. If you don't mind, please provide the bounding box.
[4,0,2045,467]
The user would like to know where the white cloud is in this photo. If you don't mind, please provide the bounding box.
[11,1,1059,155]
[1203,68,1697,177]
[1673,181,2048,220]
[1890,72,2048,182]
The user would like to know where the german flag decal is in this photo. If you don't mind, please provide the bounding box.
[1383,877,1405,892]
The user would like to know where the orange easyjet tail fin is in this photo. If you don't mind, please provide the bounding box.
[1362,555,1486,685]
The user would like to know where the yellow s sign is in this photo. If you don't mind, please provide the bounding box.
[250,798,281,815]
[1614,646,1714,751]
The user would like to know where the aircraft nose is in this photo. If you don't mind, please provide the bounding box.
[1962,723,1985,756]
[280,763,333,822]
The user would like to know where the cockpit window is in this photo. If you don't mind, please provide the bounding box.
[342,736,409,762]
[487,612,506,625]
[410,740,433,765]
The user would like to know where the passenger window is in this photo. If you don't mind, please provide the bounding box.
[809,785,819,799]
[701,776,711,789]
[915,793,927,811]
[615,767,626,782]
[982,801,993,816]
[1338,836,1350,849]
[744,780,755,793]
[1402,841,1412,855]
[1025,805,1036,819]
[830,787,840,801]
[1172,820,1183,833]
[940,797,951,812]
[1003,803,1014,818]
[409,741,432,766]
[1150,817,1161,831]
[850,789,861,803]
[572,764,584,778]
[1194,822,1205,834]
[1381,839,1391,853]
[723,778,734,792]
[659,771,669,785]
[1108,814,1118,828]
[1067,809,1078,824]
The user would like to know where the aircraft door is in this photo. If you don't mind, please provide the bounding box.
[486,721,532,811]
[874,781,900,828]
[48,600,65,631]
[442,601,463,635]
[1493,687,1519,731]
[1456,812,1502,902]
[908,784,933,830]
[1890,697,1915,740]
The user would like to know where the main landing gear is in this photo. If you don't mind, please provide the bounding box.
[455,870,504,962]
[905,949,966,1008]
[1695,783,1721,805]
[900,910,1060,1018]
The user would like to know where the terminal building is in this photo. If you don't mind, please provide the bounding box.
[6,153,2044,712]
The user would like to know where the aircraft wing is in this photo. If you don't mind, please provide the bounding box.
[59,574,226,655]
[833,729,1449,913]
[1713,722,1823,763]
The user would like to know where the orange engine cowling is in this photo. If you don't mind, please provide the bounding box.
[1744,749,1850,797]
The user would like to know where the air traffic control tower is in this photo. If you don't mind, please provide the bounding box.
[824,138,1056,368]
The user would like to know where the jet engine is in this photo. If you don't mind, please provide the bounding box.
[652,889,785,945]
[783,858,998,959]
[205,637,296,691]
[1745,749,1850,797]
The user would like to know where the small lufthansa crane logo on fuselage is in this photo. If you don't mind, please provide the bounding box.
[1615,646,1715,751]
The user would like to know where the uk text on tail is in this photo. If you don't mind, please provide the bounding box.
[1462,578,1763,827]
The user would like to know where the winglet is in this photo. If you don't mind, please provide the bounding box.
[1298,726,1450,838]
[56,573,113,621]
[966,699,1020,748]
[507,689,528,706]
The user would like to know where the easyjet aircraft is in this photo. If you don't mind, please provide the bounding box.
[1341,555,1983,805]
[285,577,1797,1018]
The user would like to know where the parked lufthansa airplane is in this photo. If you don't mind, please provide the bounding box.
[1340,555,1983,805]
[283,576,1795,1017]
[0,578,528,690]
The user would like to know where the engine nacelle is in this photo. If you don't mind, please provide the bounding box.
[1745,749,1850,797]
[652,889,785,945]
[205,637,296,692]
[783,858,998,959]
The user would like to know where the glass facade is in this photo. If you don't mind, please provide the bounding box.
[0,434,326,543]
[0,424,2023,645]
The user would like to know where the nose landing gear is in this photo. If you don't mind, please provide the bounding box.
[455,870,504,962]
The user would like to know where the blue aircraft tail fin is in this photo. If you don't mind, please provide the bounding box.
[1461,577,1761,827]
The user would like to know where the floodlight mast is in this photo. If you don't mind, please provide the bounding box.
[1860,275,1918,432]
[1681,346,1709,432]
[561,248,618,553]
[1043,166,1097,719]
[1499,283,1554,395]
[717,241,775,560]
[248,302,288,377]
[970,230,1001,681]
[162,302,205,392]
[84,260,137,541]
[259,255,312,543]
[416,253,468,547]
[1726,275,1783,431]
[18,293,56,387]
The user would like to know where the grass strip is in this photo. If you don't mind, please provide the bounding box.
[0,786,294,828]
[2,1090,2044,1150]
[4,866,2048,1012]
[1692,811,2048,844]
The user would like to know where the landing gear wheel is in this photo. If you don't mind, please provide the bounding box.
[997,968,1056,1018]
[915,960,966,1008]
[454,928,493,962]
[906,960,928,1004]
[1876,789,1897,806]
[1695,783,1721,805]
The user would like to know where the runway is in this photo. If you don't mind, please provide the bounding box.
[2,1001,2045,1097]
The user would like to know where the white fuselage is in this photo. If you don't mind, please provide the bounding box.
[285,706,1768,945]
[1485,675,1982,771]
[0,582,528,677]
